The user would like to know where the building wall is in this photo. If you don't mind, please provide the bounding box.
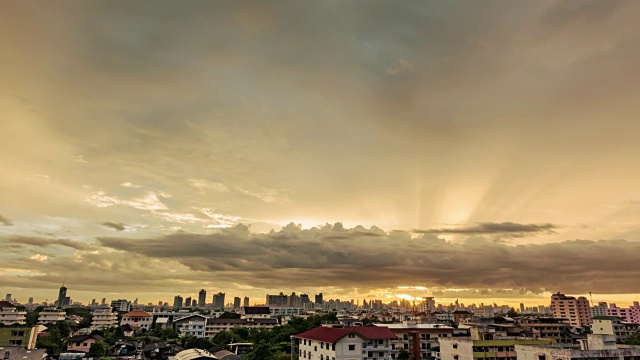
[0,327,38,349]
[550,293,592,327]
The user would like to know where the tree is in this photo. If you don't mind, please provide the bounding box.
[245,340,272,360]
[87,342,110,357]
[627,331,640,345]
[398,349,411,360]
[26,310,39,326]
[219,312,241,319]
[506,308,518,317]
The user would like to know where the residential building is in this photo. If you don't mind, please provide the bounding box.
[213,293,225,309]
[418,298,436,313]
[37,308,66,324]
[591,316,640,343]
[516,334,640,360]
[204,318,278,336]
[515,317,574,344]
[67,334,106,354]
[0,326,39,349]
[90,306,118,330]
[120,310,153,331]
[0,346,47,360]
[233,297,241,309]
[380,322,455,360]
[266,293,288,307]
[550,293,592,327]
[295,325,397,360]
[0,302,26,325]
[185,297,192,308]
[242,307,271,320]
[591,302,608,318]
[270,307,306,318]
[110,299,132,312]
[439,336,555,360]
[243,297,249,307]
[315,293,323,305]
[606,302,640,324]
[198,289,207,307]
[174,315,207,339]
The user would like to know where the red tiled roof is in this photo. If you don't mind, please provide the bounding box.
[123,310,152,317]
[296,326,397,343]
[296,327,353,343]
[345,326,397,340]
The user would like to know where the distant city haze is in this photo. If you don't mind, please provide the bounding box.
[2,1,640,306]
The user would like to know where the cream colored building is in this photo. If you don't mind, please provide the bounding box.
[37,308,66,324]
[550,293,592,327]
[0,302,26,325]
[90,307,118,330]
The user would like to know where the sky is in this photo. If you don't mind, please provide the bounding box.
[1,0,640,307]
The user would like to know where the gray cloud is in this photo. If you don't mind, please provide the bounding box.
[100,221,126,231]
[95,223,640,294]
[414,222,558,237]
[0,215,13,226]
[1,236,93,251]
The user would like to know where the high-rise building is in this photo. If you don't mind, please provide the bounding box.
[57,286,67,308]
[266,293,288,306]
[28,297,33,305]
[520,303,525,313]
[315,293,323,305]
[551,292,592,327]
[173,295,183,309]
[243,297,249,307]
[5,294,11,302]
[191,299,197,307]
[233,297,241,309]
[300,294,310,305]
[198,289,207,306]
[101,298,106,305]
[111,299,132,312]
[213,292,225,309]
[185,297,192,307]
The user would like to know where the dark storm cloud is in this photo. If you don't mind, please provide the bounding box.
[0,215,13,226]
[95,223,640,294]
[0,235,93,251]
[100,221,126,231]
[414,222,558,236]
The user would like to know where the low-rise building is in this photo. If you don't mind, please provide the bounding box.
[439,336,555,360]
[591,316,639,343]
[0,346,47,360]
[37,308,66,325]
[379,322,456,360]
[120,310,152,332]
[0,302,26,325]
[0,326,39,349]
[67,334,106,354]
[174,315,207,338]
[110,299,132,313]
[90,307,118,330]
[295,325,397,360]
[516,334,640,360]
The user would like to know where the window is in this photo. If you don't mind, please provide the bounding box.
[348,345,356,351]
[453,344,458,349]
[4,351,10,360]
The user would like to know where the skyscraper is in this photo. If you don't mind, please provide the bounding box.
[315,293,323,305]
[198,289,207,306]
[233,297,241,309]
[185,297,192,307]
[57,285,67,308]
[173,295,183,309]
[213,292,225,309]
[243,297,249,307]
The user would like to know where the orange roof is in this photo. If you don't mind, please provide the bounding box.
[123,310,152,317]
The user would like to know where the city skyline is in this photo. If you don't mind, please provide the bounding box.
[2,1,640,305]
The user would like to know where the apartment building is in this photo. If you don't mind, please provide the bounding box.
[296,326,397,360]
[380,322,455,360]
[37,308,66,325]
[0,302,26,325]
[516,334,640,360]
[0,326,39,349]
[120,310,153,331]
[439,336,555,360]
[515,317,574,344]
[606,302,640,324]
[550,293,592,327]
[90,306,118,330]
[111,299,132,312]
[174,314,207,338]
[591,316,640,343]
[204,318,278,337]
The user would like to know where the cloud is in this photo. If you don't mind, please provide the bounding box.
[188,179,228,192]
[414,222,558,237]
[100,221,126,231]
[387,59,414,76]
[95,223,640,294]
[1,235,93,251]
[86,190,168,211]
[0,215,13,226]
[121,182,142,188]
[29,254,48,261]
